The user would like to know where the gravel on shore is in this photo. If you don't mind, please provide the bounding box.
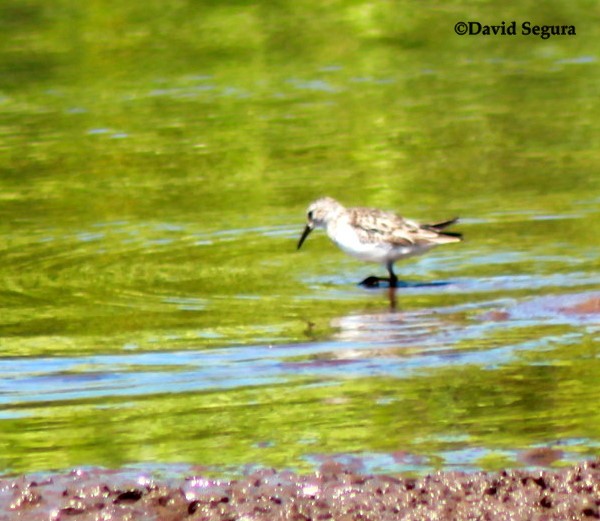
[1,459,599,520]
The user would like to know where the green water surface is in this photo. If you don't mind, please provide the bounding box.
[0,0,599,476]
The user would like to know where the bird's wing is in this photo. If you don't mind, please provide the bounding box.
[348,208,416,246]
[349,208,461,246]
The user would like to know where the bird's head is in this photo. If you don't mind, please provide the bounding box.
[297,197,343,250]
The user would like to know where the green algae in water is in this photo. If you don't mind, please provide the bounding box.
[0,0,599,475]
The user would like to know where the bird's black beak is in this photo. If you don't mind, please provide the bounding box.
[297,224,313,250]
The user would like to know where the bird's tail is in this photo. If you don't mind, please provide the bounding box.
[427,217,459,230]
[424,217,463,241]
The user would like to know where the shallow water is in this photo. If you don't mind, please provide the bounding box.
[0,1,599,476]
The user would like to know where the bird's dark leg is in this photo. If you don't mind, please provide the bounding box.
[387,262,398,288]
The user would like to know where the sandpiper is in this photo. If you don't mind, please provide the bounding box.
[297,197,462,287]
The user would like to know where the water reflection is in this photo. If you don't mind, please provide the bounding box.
[3,291,595,406]
[1,289,597,474]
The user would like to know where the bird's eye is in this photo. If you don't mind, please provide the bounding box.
[307,211,314,220]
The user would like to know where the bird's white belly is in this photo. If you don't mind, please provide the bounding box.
[328,225,427,264]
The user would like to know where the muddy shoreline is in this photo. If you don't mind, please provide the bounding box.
[2,460,599,520]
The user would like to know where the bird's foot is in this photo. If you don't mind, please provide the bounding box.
[359,276,394,288]
[359,276,402,288]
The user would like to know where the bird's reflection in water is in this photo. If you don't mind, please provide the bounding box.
[328,304,454,360]
[388,286,397,310]
[358,279,454,310]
